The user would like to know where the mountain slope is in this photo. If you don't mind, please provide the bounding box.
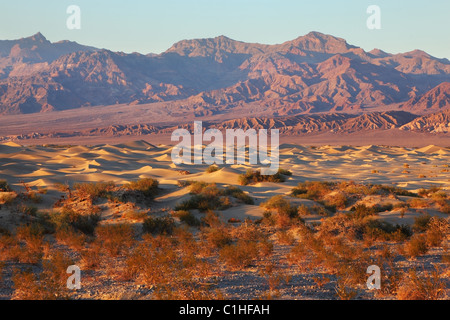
[0,32,449,116]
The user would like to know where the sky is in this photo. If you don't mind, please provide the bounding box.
[0,0,449,59]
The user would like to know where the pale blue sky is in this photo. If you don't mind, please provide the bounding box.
[0,0,449,58]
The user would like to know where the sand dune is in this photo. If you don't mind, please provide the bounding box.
[1,140,448,225]
[0,142,448,195]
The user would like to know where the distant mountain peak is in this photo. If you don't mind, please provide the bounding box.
[286,31,356,54]
[29,32,49,43]
[369,48,390,58]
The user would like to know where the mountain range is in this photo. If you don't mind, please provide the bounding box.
[0,31,449,141]
[1,32,450,116]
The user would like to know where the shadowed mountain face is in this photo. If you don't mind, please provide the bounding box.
[0,31,449,116]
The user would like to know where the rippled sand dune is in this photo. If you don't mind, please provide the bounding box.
[1,141,448,193]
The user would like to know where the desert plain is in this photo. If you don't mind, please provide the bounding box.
[0,140,448,300]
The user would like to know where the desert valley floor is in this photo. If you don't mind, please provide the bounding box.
[0,141,448,300]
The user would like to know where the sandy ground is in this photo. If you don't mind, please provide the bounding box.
[0,141,448,300]
[0,141,449,229]
[1,140,448,192]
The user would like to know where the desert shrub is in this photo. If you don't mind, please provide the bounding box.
[259,263,292,296]
[297,205,312,216]
[349,204,377,219]
[27,191,42,204]
[12,269,51,300]
[176,183,232,212]
[43,251,75,285]
[219,240,259,270]
[13,225,46,264]
[261,195,299,228]
[231,223,266,242]
[291,181,333,200]
[176,194,228,212]
[0,192,16,205]
[124,178,159,198]
[373,203,394,212]
[396,268,446,300]
[17,204,38,216]
[404,234,429,258]
[277,230,295,245]
[224,186,254,205]
[172,210,201,227]
[54,182,70,192]
[37,187,48,194]
[124,236,218,299]
[95,223,135,257]
[179,183,254,211]
[438,201,450,214]
[334,278,358,300]
[189,181,211,195]
[201,226,232,250]
[73,181,115,200]
[311,205,330,216]
[364,219,412,242]
[55,228,86,251]
[425,217,448,247]
[418,187,442,198]
[339,181,370,195]
[123,209,148,220]
[238,168,291,186]
[413,214,432,233]
[408,198,430,208]
[12,252,73,300]
[0,180,12,192]
[261,195,298,218]
[205,165,219,173]
[177,180,194,188]
[143,216,175,235]
[324,192,348,210]
[51,207,100,235]
[367,185,418,197]
[431,191,448,201]
[277,168,293,176]
[80,245,101,270]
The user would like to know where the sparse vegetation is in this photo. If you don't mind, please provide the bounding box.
[124,178,159,198]
[73,181,116,200]
[0,180,12,192]
[238,168,292,186]
[205,165,219,173]
[175,182,253,212]
[0,166,447,301]
[143,216,175,235]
